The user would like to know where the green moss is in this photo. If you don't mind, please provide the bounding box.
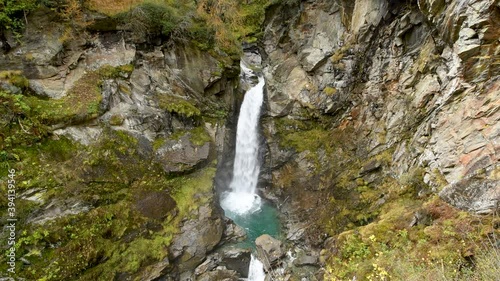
[152,137,166,151]
[0,70,29,89]
[157,94,201,118]
[22,65,133,126]
[323,86,337,95]
[189,126,211,146]
[276,119,331,153]
[109,114,124,126]
[324,189,498,281]
[169,166,216,215]
[1,133,218,280]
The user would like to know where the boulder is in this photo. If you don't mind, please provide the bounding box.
[196,267,239,281]
[134,191,176,220]
[293,253,319,267]
[194,253,221,276]
[220,247,251,278]
[255,234,284,271]
[222,218,247,243]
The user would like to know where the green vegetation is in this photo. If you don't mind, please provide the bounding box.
[189,126,211,146]
[1,0,282,57]
[0,120,218,279]
[157,94,201,118]
[271,114,499,281]
[0,0,38,37]
[21,65,132,125]
[324,197,500,281]
[323,86,337,95]
[0,70,29,89]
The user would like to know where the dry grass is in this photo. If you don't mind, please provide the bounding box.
[86,0,146,16]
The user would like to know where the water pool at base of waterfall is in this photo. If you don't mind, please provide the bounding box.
[222,198,281,249]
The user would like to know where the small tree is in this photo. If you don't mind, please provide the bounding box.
[0,0,38,37]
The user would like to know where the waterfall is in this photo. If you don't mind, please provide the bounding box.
[220,63,265,215]
[248,254,266,281]
[220,62,267,281]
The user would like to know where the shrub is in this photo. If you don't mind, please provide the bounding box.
[157,94,201,118]
[0,0,38,36]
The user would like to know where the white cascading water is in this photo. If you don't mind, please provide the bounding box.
[220,63,265,215]
[248,254,266,281]
[220,62,267,281]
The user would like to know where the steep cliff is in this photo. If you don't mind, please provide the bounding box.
[260,0,499,279]
[0,3,243,280]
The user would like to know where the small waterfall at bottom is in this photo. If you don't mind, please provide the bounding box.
[219,62,280,280]
[248,254,266,281]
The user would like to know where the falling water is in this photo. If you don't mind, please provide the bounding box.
[220,63,265,215]
[220,62,270,281]
[248,254,266,281]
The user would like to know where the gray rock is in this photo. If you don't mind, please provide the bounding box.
[155,133,211,173]
[196,267,239,281]
[139,260,170,281]
[134,191,176,220]
[222,219,247,243]
[439,165,500,214]
[220,247,251,277]
[360,160,382,175]
[194,253,221,276]
[130,68,151,96]
[28,198,92,225]
[255,234,283,271]
[53,126,103,146]
[293,251,319,267]
[20,188,46,205]
[351,0,388,34]
[169,203,224,272]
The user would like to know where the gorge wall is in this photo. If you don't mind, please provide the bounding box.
[0,5,246,280]
[258,0,499,279]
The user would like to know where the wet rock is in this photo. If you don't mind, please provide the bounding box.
[220,247,251,278]
[255,234,284,271]
[222,218,247,243]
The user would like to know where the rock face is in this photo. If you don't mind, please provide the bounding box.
[258,0,499,277]
[169,203,224,272]
[0,6,240,281]
[261,0,499,228]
